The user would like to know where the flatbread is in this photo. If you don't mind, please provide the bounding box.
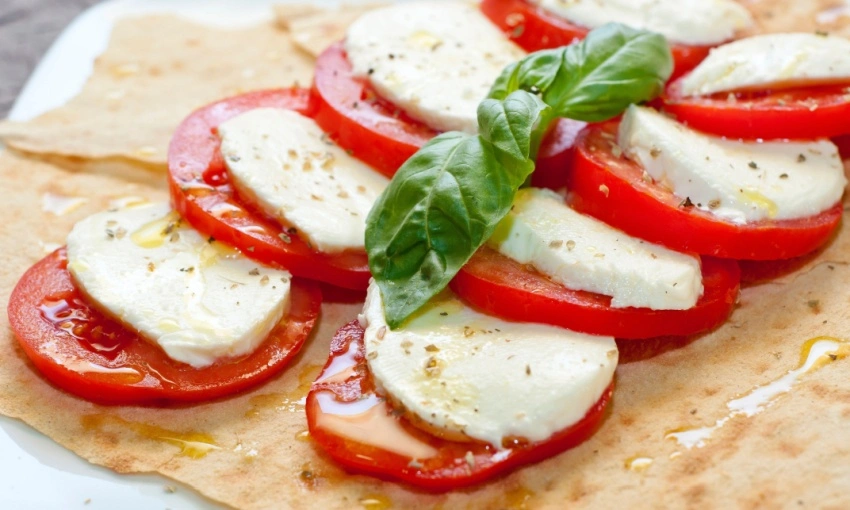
[275,3,389,58]
[0,15,314,176]
[2,3,850,509]
[1,150,849,509]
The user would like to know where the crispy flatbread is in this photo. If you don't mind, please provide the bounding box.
[0,15,314,177]
[2,3,850,509]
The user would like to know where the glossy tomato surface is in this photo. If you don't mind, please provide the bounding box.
[8,249,321,405]
[566,123,843,260]
[451,247,740,339]
[663,79,850,140]
[306,321,612,491]
[480,0,710,79]
[168,88,371,290]
[311,42,581,184]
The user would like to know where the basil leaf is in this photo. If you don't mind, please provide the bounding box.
[366,133,514,329]
[477,90,552,183]
[489,23,673,122]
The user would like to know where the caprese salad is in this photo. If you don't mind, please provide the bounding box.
[7,0,849,495]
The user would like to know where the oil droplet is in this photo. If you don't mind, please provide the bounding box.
[295,429,311,442]
[111,62,141,77]
[41,192,87,216]
[740,188,778,219]
[359,494,392,510]
[624,455,654,473]
[133,146,158,159]
[503,485,535,509]
[108,196,149,210]
[666,336,848,449]
[313,392,438,459]
[130,211,182,249]
[245,364,323,417]
[82,414,220,459]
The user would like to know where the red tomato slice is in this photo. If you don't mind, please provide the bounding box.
[834,134,850,159]
[311,42,580,184]
[306,321,612,491]
[451,247,739,339]
[566,123,843,260]
[663,79,850,140]
[479,0,710,79]
[168,88,371,290]
[7,248,321,405]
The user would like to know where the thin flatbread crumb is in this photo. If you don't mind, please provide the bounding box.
[0,15,314,173]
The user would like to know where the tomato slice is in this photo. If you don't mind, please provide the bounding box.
[834,134,850,159]
[451,247,739,339]
[168,88,372,290]
[311,42,580,184]
[7,249,321,405]
[566,123,843,260]
[306,321,612,491]
[663,79,850,140]
[479,0,710,79]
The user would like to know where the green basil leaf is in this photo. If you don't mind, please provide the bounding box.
[477,90,552,183]
[488,23,673,122]
[366,132,514,329]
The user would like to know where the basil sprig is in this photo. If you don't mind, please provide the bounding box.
[366,24,673,329]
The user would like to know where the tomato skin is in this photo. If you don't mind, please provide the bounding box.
[311,42,579,185]
[663,80,850,140]
[479,0,710,80]
[7,249,321,405]
[168,88,371,290]
[451,247,739,339]
[306,321,612,491]
[567,123,844,260]
[834,134,850,159]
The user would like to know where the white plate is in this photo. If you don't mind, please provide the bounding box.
[2,1,349,508]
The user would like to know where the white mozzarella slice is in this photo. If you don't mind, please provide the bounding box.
[344,1,525,133]
[532,0,751,46]
[680,33,850,96]
[219,108,389,254]
[489,188,703,310]
[618,106,846,224]
[360,281,617,448]
[66,202,292,368]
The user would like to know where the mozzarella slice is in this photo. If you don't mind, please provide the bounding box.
[344,1,525,133]
[360,281,617,448]
[489,188,703,310]
[219,108,389,254]
[618,106,846,224]
[532,0,751,46]
[680,33,850,96]
[66,202,292,368]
